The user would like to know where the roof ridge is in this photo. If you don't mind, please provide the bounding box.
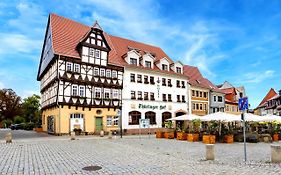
[50,13,90,29]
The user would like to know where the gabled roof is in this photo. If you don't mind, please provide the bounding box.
[256,88,277,108]
[220,87,236,95]
[183,65,223,93]
[48,13,186,77]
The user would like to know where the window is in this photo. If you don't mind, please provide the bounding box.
[193,103,196,110]
[162,112,172,127]
[79,86,85,97]
[196,104,199,110]
[181,81,185,88]
[107,116,112,126]
[138,91,142,100]
[100,69,105,77]
[131,91,136,99]
[162,64,168,70]
[200,104,203,110]
[213,108,216,113]
[150,92,155,101]
[177,95,181,102]
[162,94,167,101]
[239,92,243,98]
[204,104,207,111]
[182,96,185,102]
[66,62,72,72]
[218,96,223,102]
[113,116,118,126]
[72,85,78,96]
[104,89,110,99]
[94,68,99,76]
[168,79,172,87]
[150,76,155,84]
[200,91,203,98]
[95,49,100,58]
[95,88,101,98]
[192,90,195,96]
[130,73,135,82]
[145,111,156,125]
[204,92,207,98]
[129,111,141,125]
[214,96,217,102]
[176,80,180,88]
[130,58,137,65]
[112,71,117,78]
[144,92,149,100]
[176,67,182,73]
[106,70,111,77]
[144,76,149,84]
[168,94,172,102]
[89,48,94,56]
[145,61,151,68]
[113,90,118,99]
[196,91,199,97]
[70,114,84,119]
[74,64,80,73]
[162,78,166,86]
[137,74,142,83]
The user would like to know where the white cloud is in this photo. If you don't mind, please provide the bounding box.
[239,70,275,84]
[21,90,40,99]
[0,81,4,89]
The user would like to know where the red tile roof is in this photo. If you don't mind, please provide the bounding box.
[220,87,237,104]
[183,65,223,93]
[256,88,277,108]
[49,13,186,77]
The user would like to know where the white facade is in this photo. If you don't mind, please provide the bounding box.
[121,67,189,130]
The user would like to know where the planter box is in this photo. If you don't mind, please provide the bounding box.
[176,132,187,140]
[35,128,43,132]
[224,135,234,143]
[164,132,174,139]
[156,131,164,138]
[203,135,216,144]
[273,134,279,141]
[187,134,199,142]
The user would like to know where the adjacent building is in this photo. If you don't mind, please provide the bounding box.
[265,90,281,116]
[183,65,225,116]
[254,88,277,116]
[37,14,124,135]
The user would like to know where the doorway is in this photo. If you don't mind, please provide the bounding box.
[95,117,103,133]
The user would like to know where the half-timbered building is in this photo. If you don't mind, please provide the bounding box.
[37,14,123,135]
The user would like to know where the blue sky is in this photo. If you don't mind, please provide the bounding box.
[0,0,280,108]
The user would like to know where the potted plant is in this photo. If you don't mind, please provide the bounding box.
[224,124,234,144]
[176,125,187,140]
[156,128,164,138]
[203,121,218,144]
[164,121,174,139]
[272,123,280,141]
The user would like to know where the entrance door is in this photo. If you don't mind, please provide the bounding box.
[95,117,103,133]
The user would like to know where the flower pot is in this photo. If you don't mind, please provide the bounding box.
[156,131,164,138]
[193,134,199,142]
[164,132,174,139]
[209,135,216,144]
[203,135,216,144]
[35,128,43,132]
[224,135,234,143]
[273,133,279,141]
[176,132,187,140]
[187,134,194,142]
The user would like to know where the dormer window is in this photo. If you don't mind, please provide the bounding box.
[176,67,182,73]
[130,58,137,65]
[74,64,80,73]
[145,61,151,68]
[66,62,72,72]
[162,64,168,71]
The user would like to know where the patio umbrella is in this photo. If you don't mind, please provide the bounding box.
[259,114,281,122]
[200,112,240,122]
[167,114,200,121]
[242,113,264,122]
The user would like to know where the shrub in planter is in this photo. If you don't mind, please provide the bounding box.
[14,116,25,124]
[2,119,13,128]
[24,122,35,130]
[73,128,82,135]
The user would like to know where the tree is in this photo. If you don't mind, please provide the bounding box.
[0,88,22,121]
[22,94,40,123]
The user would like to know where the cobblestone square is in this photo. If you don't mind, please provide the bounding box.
[1,132,281,175]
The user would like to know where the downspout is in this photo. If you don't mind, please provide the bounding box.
[56,54,61,135]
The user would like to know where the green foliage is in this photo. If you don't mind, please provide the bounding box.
[0,88,22,120]
[164,121,173,129]
[14,116,25,124]
[22,94,41,123]
[2,119,12,128]
[208,121,219,134]
[24,122,35,130]
[192,119,201,133]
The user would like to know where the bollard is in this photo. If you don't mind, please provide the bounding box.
[100,130,104,137]
[5,132,12,143]
[206,144,215,160]
[271,145,281,163]
[108,131,112,139]
[70,131,75,140]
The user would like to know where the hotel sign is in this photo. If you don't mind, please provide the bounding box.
[138,104,166,110]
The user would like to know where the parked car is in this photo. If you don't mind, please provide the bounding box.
[10,124,23,130]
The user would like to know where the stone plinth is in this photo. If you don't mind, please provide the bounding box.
[271,145,281,163]
[70,131,75,140]
[206,144,215,160]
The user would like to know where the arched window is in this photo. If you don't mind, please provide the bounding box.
[145,111,156,125]
[162,112,172,127]
[129,111,141,125]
